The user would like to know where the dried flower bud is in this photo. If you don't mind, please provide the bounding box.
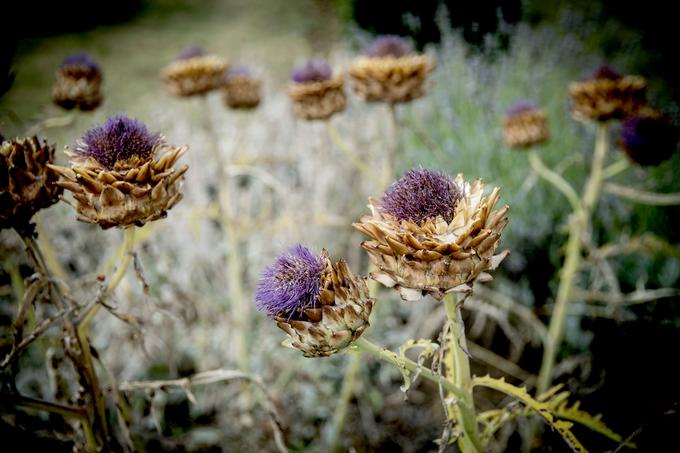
[288,60,346,120]
[569,64,647,122]
[1,136,62,233]
[52,53,103,111]
[619,109,679,166]
[365,35,413,58]
[349,36,434,104]
[354,169,509,301]
[256,245,373,357]
[48,114,188,229]
[161,50,227,97]
[223,66,261,110]
[503,100,550,149]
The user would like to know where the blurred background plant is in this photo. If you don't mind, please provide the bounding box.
[1,0,679,451]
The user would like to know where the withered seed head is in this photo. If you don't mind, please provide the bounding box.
[1,136,62,233]
[48,115,188,229]
[503,100,550,149]
[288,61,346,120]
[256,245,374,357]
[619,109,679,166]
[353,173,509,301]
[568,64,647,122]
[52,53,103,111]
[161,50,228,97]
[223,66,262,110]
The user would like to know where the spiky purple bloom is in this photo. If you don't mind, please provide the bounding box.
[76,114,163,169]
[506,99,539,117]
[620,114,679,166]
[226,65,253,79]
[176,46,206,60]
[365,35,413,58]
[592,64,622,80]
[381,168,463,224]
[256,245,325,318]
[291,60,332,83]
[61,53,100,71]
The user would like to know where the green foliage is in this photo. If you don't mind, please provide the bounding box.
[474,376,634,451]
[397,338,440,392]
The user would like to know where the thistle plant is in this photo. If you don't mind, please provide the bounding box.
[49,113,188,229]
[161,46,228,97]
[288,59,346,120]
[503,100,550,149]
[52,53,103,111]
[223,65,262,110]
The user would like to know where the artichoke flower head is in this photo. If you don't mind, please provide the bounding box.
[354,168,509,301]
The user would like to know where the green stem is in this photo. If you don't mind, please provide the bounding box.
[528,151,581,212]
[536,123,609,394]
[326,351,362,452]
[443,293,482,453]
[353,336,465,400]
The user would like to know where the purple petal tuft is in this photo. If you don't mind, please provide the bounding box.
[592,64,622,80]
[506,99,539,117]
[61,53,100,71]
[255,245,325,318]
[381,168,463,224]
[176,46,206,60]
[226,65,253,79]
[291,60,332,83]
[76,114,163,169]
[365,35,413,58]
[620,114,679,166]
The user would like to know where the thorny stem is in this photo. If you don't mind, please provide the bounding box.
[536,123,609,395]
[200,96,250,379]
[443,292,482,453]
[353,336,465,401]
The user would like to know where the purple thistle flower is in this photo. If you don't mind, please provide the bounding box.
[256,245,325,318]
[226,65,253,79]
[506,99,539,117]
[176,46,206,60]
[381,168,463,224]
[365,35,413,58]
[291,60,332,83]
[61,53,100,71]
[620,114,679,166]
[76,114,163,169]
[592,64,622,80]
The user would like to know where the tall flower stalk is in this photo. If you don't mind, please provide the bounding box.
[536,123,609,394]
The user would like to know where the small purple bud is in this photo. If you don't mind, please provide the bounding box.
[592,64,622,80]
[381,168,463,224]
[61,53,100,72]
[226,65,253,79]
[255,245,325,318]
[365,35,413,58]
[76,114,163,169]
[291,60,332,83]
[176,46,206,60]
[620,113,679,166]
[506,99,539,117]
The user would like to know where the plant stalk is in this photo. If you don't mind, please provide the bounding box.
[536,123,609,394]
[443,292,482,453]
